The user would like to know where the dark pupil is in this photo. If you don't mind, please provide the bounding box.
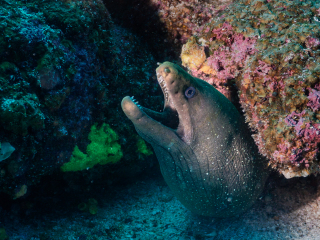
[185,86,195,98]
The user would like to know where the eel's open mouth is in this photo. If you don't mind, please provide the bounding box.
[121,62,193,144]
[137,97,179,129]
[124,72,180,131]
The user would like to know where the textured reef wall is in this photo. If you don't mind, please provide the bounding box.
[103,0,234,59]
[2,0,319,199]
[152,0,223,44]
[0,0,164,198]
[181,0,320,178]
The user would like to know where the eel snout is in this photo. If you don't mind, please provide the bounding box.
[121,96,145,123]
[122,62,195,145]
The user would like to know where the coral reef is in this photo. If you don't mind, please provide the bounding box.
[0,94,45,135]
[103,0,233,59]
[154,0,222,44]
[181,0,320,177]
[0,0,161,198]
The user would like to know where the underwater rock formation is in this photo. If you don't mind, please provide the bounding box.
[181,0,320,178]
[154,0,223,44]
[122,62,269,217]
[104,0,234,59]
[0,0,160,198]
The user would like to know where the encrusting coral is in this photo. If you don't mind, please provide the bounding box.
[181,0,320,178]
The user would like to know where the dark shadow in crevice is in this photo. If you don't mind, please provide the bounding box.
[103,0,181,62]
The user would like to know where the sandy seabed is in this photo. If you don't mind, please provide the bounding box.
[1,169,320,240]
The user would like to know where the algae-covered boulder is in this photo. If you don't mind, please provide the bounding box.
[181,0,320,178]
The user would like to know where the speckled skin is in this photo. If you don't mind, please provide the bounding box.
[122,62,269,217]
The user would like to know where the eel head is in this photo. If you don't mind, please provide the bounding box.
[121,61,216,147]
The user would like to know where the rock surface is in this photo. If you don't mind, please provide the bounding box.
[181,0,320,178]
[0,0,165,198]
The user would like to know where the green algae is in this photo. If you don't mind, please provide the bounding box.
[61,123,123,172]
[136,138,153,156]
[78,198,99,215]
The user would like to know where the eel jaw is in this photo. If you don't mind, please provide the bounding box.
[155,62,193,144]
[121,96,145,123]
[121,95,182,148]
[121,62,193,145]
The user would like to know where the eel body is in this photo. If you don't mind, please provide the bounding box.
[121,62,269,217]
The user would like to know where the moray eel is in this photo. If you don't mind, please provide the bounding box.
[121,62,269,217]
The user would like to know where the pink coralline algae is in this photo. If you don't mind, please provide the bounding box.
[206,24,257,80]
[182,22,258,99]
[306,36,320,49]
[277,110,320,175]
[152,0,231,45]
[181,0,320,178]
[307,88,320,111]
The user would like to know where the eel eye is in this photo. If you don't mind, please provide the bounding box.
[185,86,196,98]
[164,67,170,73]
